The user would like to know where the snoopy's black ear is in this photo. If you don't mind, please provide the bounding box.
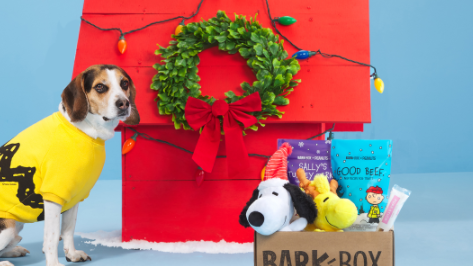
[239,187,260,228]
[284,183,317,223]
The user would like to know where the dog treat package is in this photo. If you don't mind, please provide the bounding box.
[277,139,333,186]
[377,184,411,232]
[331,139,393,231]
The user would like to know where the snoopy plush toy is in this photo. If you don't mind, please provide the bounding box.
[239,143,317,235]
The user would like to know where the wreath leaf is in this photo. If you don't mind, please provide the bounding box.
[152,11,301,132]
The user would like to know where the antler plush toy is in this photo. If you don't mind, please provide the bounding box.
[239,143,317,236]
[297,169,357,232]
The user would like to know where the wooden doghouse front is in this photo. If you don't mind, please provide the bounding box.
[73,0,371,243]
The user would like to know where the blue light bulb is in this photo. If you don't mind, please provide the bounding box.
[292,50,316,60]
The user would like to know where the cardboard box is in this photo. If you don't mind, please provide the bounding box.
[254,231,394,266]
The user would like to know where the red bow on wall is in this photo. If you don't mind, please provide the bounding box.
[185,92,262,177]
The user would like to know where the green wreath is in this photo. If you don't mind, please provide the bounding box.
[151,10,301,131]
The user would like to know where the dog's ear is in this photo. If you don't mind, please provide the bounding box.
[239,187,260,228]
[62,71,89,122]
[284,183,317,223]
[122,71,140,125]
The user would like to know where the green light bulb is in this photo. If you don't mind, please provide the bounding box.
[277,16,297,26]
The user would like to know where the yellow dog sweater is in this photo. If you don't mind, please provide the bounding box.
[0,112,105,223]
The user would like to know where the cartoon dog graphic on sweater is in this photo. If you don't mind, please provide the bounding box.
[0,65,139,266]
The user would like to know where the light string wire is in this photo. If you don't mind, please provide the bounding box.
[127,123,335,160]
[79,0,377,77]
[80,0,205,38]
[264,0,377,77]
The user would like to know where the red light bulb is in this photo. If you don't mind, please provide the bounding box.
[118,36,127,54]
[122,133,138,154]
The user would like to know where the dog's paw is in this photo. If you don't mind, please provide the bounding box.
[0,246,30,258]
[0,261,15,266]
[65,250,91,262]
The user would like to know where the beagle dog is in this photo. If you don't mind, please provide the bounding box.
[0,65,139,266]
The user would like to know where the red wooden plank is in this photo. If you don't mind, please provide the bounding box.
[325,123,364,132]
[122,179,261,243]
[73,0,371,125]
[75,10,369,69]
[123,123,323,181]
[83,0,354,15]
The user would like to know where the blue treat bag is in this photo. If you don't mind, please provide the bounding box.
[331,139,393,231]
[277,139,333,185]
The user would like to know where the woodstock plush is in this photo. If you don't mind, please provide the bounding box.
[297,169,357,232]
[239,143,317,236]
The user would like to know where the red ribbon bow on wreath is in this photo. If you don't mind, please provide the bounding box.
[185,92,262,177]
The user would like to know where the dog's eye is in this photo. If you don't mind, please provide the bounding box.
[95,84,106,93]
[272,192,278,196]
[120,80,129,90]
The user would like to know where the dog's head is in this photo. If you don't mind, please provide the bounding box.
[239,178,317,235]
[61,64,140,125]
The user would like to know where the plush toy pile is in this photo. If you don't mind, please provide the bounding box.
[239,140,411,237]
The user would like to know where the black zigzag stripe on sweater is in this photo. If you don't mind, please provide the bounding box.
[0,143,44,221]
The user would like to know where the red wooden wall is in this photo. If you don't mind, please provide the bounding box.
[74,0,371,243]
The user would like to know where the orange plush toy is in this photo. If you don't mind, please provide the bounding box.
[296,168,338,198]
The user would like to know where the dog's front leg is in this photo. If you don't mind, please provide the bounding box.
[43,200,63,266]
[61,204,91,262]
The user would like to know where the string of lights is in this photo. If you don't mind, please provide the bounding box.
[80,0,384,92]
[80,0,205,54]
[122,124,334,185]
[263,0,384,93]
[124,124,335,158]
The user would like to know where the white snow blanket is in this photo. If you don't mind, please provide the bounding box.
[75,230,253,254]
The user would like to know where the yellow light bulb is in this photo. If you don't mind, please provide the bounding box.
[175,19,185,36]
[175,25,183,36]
[374,77,384,94]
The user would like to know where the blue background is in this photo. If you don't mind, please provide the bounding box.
[334,0,473,174]
[1,1,472,266]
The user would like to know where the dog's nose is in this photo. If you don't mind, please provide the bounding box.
[248,211,264,227]
[116,99,130,110]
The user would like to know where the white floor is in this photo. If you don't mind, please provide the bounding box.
[2,172,472,266]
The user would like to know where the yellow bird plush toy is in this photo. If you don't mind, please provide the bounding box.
[296,169,358,232]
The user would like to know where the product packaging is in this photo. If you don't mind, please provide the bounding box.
[378,184,411,232]
[277,139,332,186]
[331,139,393,231]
